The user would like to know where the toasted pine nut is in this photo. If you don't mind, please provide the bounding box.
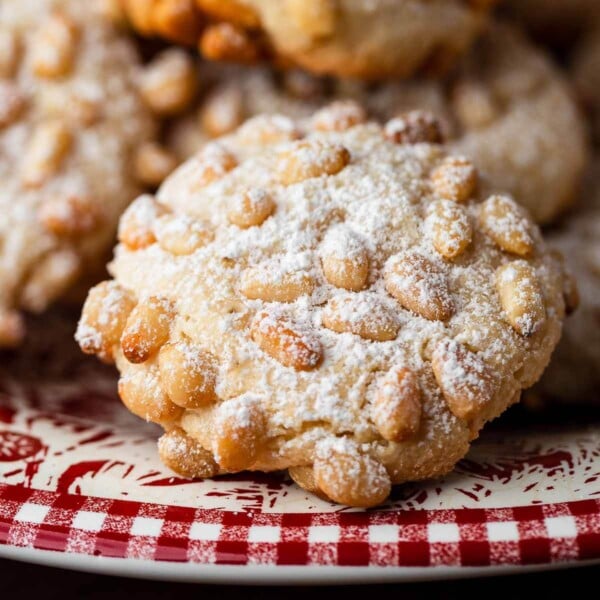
[20,249,80,312]
[38,194,101,237]
[0,81,25,128]
[93,0,127,25]
[196,0,260,27]
[227,189,275,228]
[451,81,498,129]
[480,195,535,257]
[496,260,546,336]
[277,140,350,185]
[312,100,367,132]
[320,225,369,291]
[384,110,444,144]
[200,22,260,64]
[30,13,78,78]
[288,465,329,500]
[76,281,136,362]
[190,143,237,189]
[121,296,174,363]
[154,214,214,255]
[314,438,391,508]
[237,114,301,146]
[118,363,183,424]
[21,120,72,187]
[384,251,454,321]
[118,194,166,251]
[321,294,399,342]
[134,142,178,187]
[286,0,337,36]
[36,87,101,126]
[426,199,472,259]
[431,156,477,203]
[152,0,203,45]
[158,427,218,478]
[159,341,218,408]
[372,367,421,441]
[139,48,197,116]
[241,262,314,303]
[200,85,245,138]
[432,339,496,420]
[212,395,266,471]
[0,29,21,78]
[250,310,322,371]
[121,0,157,35]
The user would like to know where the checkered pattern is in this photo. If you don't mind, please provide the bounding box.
[1,484,599,567]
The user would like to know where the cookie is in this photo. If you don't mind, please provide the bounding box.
[447,24,588,225]
[0,0,156,346]
[535,161,600,404]
[76,109,566,507]
[120,0,495,80]
[166,25,588,224]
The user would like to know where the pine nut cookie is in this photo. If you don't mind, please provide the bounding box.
[120,0,496,80]
[76,110,567,507]
[165,25,588,224]
[0,0,156,346]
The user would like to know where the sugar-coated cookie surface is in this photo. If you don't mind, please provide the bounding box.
[0,0,155,346]
[77,110,566,507]
[120,0,495,80]
[166,25,588,225]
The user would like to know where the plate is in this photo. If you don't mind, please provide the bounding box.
[0,312,599,583]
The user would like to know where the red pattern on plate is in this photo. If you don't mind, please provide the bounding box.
[0,312,599,569]
[0,432,43,462]
[1,484,599,566]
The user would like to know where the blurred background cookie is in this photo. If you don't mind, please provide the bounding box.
[0,0,156,346]
[156,24,588,225]
[117,0,497,80]
[535,160,600,403]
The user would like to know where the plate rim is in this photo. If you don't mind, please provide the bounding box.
[2,482,599,576]
[1,544,599,585]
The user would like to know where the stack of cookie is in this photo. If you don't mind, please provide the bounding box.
[1,0,597,507]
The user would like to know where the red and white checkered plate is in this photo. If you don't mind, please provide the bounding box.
[0,313,598,583]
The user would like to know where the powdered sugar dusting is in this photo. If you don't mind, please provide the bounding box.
[105,117,565,488]
[167,24,585,227]
[314,436,390,502]
[320,224,368,262]
[434,339,493,403]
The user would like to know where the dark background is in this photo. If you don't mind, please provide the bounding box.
[1,558,597,598]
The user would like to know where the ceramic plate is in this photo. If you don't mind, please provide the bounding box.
[0,312,598,583]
